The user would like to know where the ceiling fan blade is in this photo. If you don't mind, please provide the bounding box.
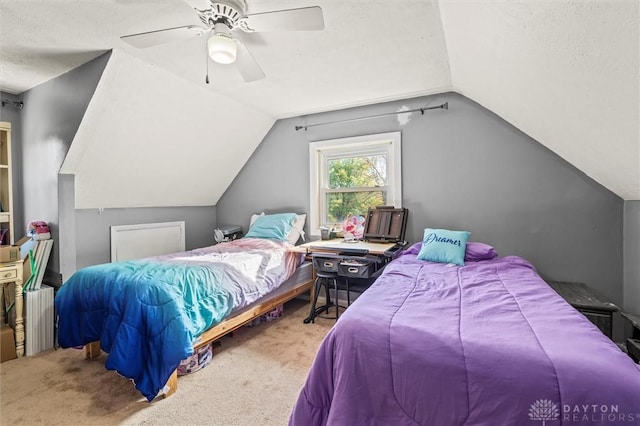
[235,42,265,82]
[239,6,324,32]
[121,25,205,48]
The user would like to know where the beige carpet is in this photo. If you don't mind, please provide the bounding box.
[0,299,333,426]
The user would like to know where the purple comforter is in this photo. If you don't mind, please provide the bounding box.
[290,249,640,425]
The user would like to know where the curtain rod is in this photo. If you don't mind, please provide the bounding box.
[295,102,448,131]
[1,99,24,109]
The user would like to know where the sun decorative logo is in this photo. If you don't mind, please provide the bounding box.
[529,399,560,425]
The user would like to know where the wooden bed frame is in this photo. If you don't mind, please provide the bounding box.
[83,277,314,398]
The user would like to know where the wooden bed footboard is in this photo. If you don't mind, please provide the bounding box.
[84,341,101,359]
[83,278,313,399]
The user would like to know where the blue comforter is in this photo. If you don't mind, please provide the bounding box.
[55,239,301,401]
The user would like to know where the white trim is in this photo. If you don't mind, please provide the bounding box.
[110,221,186,262]
[309,132,402,237]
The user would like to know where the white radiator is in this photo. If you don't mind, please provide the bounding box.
[110,221,186,262]
[24,285,54,356]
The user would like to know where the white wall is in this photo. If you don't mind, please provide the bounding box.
[60,49,275,209]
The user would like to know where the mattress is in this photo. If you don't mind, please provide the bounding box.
[228,260,312,317]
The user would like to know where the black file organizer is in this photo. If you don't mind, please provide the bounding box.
[304,206,409,323]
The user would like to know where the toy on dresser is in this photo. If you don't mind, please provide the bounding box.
[26,221,51,241]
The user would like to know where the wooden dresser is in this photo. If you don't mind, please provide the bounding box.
[547,280,618,339]
[1,260,24,357]
[620,312,640,362]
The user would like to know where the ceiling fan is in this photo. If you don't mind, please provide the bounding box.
[120,0,324,82]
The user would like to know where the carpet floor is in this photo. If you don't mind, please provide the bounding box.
[0,299,333,425]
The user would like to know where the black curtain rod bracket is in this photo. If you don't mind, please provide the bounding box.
[1,99,24,110]
[295,102,448,131]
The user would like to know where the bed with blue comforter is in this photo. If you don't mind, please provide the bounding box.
[55,238,303,401]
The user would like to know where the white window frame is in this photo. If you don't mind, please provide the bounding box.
[309,132,402,237]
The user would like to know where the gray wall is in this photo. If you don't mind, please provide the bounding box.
[15,52,111,272]
[11,53,218,281]
[623,201,640,315]
[74,206,216,270]
[218,92,626,334]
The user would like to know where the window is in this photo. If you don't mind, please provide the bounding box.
[309,132,402,236]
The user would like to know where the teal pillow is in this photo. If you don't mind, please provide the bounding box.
[244,213,297,242]
[417,228,470,266]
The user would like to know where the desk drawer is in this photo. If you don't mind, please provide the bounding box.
[338,260,376,279]
[312,256,340,273]
[312,252,380,279]
[579,309,612,338]
[0,269,18,280]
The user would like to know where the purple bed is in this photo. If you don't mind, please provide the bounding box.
[290,243,640,425]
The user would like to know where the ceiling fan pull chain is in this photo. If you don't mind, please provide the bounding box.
[205,36,210,84]
[206,56,210,84]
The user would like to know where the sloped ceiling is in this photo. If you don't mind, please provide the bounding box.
[1,0,638,203]
[59,49,274,208]
[440,0,639,201]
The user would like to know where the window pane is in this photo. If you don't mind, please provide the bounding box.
[327,155,386,189]
[325,191,386,223]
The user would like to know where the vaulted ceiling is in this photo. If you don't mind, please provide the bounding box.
[1,0,638,203]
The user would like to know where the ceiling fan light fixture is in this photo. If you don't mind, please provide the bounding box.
[208,23,237,64]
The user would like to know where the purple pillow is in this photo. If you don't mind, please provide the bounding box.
[402,242,422,256]
[402,241,497,261]
[464,242,498,261]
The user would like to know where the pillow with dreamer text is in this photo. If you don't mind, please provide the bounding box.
[404,240,497,261]
[244,213,297,242]
[417,228,470,266]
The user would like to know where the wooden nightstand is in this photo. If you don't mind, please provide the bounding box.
[546,280,618,339]
[0,260,24,357]
[620,312,640,362]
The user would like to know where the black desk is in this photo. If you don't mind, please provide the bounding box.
[547,280,618,339]
[298,240,406,323]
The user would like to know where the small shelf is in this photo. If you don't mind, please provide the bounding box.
[0,121,13,245]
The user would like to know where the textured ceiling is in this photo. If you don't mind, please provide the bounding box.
[0,0,451,116]
[1,0,638,201]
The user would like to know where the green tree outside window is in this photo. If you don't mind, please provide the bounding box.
[326,155,387,223]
